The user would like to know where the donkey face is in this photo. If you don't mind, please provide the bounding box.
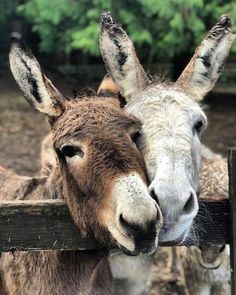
[9,44,162,255]
[100,13,234,244]
[125,85,207,244]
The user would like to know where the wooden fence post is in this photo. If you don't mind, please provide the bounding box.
[229,149,236,295]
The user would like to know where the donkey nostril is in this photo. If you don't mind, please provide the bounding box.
[119,214,140,235]
[182,193,195,215]
[119,214,132,231]
[219,245,226,253]
[150,189,159,205]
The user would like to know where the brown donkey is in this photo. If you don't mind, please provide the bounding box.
[0,43,162,295]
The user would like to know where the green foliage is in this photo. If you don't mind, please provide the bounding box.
[17,0,112,56]
[0,0,19,25]
[14,0,236,60]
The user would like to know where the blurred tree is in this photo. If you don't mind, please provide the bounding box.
[0,0,19,25]
[0,0,22,65]
[16,0,236,70]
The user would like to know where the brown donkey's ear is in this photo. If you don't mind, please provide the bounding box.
[97,74,119,98]
[176,15,234,101]
[99,12,150,102]
[9,43,65,117]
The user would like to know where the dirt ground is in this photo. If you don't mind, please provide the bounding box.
[0,72,235,176]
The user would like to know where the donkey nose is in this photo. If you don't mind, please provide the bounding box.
[150,188,159,205]
[149,187,198,220]
[119,214,142,235]
[179,192,198,220]
[118,209,160,236]
[182,193,196,215]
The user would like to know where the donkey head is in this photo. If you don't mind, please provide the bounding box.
[9,44,162,255]
[100,13,234,244]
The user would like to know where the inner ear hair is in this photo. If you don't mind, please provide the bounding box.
[175,15,234,101]
[9,43,65,117]
[99,12,150,101]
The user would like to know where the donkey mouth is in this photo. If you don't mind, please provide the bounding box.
[159,231,186,246]
[118,242,157,256]
[118,231,158,256]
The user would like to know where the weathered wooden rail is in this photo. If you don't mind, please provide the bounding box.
[0,198,230,252]
[0,148,235,294]
[0,197,230,252]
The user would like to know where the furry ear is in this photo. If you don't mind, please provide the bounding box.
[9,43,65,117]
[99,12,150,102]
[176,15,234,101]
[97,74,119,98]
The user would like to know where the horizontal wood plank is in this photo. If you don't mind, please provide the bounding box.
[0,198,230,252]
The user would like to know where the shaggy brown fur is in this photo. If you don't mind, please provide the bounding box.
[0,98,147,295]
[0,45,153,294]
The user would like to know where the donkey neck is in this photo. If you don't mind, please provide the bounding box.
[1,249,112,295]
[0,164,68,201]
[0,166,47,201]
[0,167,113,294]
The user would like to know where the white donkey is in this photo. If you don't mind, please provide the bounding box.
[100,12,233,245]
[99,13,234,294]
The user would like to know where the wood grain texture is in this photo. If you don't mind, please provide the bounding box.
[0,199,101,252]
[0,197,230,252]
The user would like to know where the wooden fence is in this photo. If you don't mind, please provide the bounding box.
[0,149,235,294]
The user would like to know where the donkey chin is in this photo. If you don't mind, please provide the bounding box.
[102,173,163,256]
[158,204,199,246]
[159,220,194,246]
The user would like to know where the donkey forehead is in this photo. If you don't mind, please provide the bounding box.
[127,86,206,124]
[52,99,141,141]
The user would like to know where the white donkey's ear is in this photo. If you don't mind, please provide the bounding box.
[9,43,65,117]
[176,15,234,101]
[99,12,150,102]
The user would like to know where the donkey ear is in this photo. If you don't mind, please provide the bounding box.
[176,15,234,101]
[9,43,65,117]
[99,12,150,102]
[97,74,120,98]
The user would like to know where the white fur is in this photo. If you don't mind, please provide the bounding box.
[100,30,148,100]
[126,86,207,242]
[110,253,154,295]
[187,32,235,101]
[176,15,235,101]
[107,172,162,253]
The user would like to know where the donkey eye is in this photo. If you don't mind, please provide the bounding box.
[130,131,141,145]
[61,145,84,158]
[194,120,203,133]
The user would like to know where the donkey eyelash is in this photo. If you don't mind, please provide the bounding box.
[193,120,204,133]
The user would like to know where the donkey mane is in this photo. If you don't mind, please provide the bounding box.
[72,87,97,99]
